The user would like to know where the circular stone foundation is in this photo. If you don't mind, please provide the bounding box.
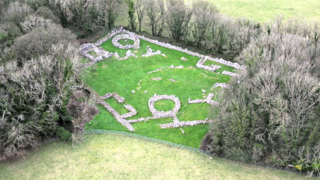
[112,34,140,49]
[148,95,181,118]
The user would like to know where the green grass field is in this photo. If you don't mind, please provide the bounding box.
[83,37,235,148]
[0,134,311,180]
[187,0,320,22]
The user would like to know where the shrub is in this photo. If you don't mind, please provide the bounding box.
[35,6,60,23]
[56,127,72,140]
[13,23,77,64]
[207,32,320,176]
[0,42,81,161]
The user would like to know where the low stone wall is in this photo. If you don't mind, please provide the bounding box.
[196,57,221,72]
[212,83,229,89]
[114,50,138,60]
[142,47,162,57]
[112,34,140,49]
[148,95,181,118]
[159,119,213,129]
[222,71,239,77]
[121,29,245,70]
[80,27,245,73]
[80,28,246,131]
[188,93,219,106]
[99,99,135,131]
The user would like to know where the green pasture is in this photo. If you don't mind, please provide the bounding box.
[0,134,309,180]
[84,37,235,148]
[189,0,320,22]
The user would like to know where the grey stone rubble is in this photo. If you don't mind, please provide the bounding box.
[201,73,207,77]
[169,79,177,82]
[99,99,135,131]
[93,47,114,60]
[115,50,138,60]
[136,79,142,90]
[146,65,186,74]
[95,27,126,47]
[142,47,162,57]
[101,92,125,103]
[79,27,243,130]
[147,94,213,129]
[80,27,245,74]
[121,104,137,119]
[159,119,213,129]
[101,93,113,99]
[222,71,240,77]
[188,93,219,106]
[113,93,125,103]
[180,128,185,134]
[111,33,140,49]
[152,77,162,81]
[99,92,138,131]
[148,95,181,118]
[196,57,222,72]
[127,118,146,123]
[181,57,188,61]
[99,92,213,130]
[212,83,229,89]
[80,43,94,52]
[79,28,126,63]
[147,67,165,74]
[114,52,120,59]
[120,29,245,70]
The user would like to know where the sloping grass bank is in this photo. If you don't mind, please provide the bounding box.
[0,134,310,180]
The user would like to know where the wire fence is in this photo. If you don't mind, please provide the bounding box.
[84,129,210,155]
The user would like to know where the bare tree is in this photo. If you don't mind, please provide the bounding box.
[207,33,320,174]
[20,15,53,33]
[145,0,165,36]
[0,42,82,160]
[14,24,77,65]
[189,1,217,47]
[166,0,191,41]
[125,0,136,31]
[135,0,146,32]
[3,1,33,25]
[35,6,61,24]
[105,0,121,29]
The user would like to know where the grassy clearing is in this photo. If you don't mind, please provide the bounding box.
[0,134,310,180]
[189,0,320,22]
[84,37,233,148]
[118,39,135,46]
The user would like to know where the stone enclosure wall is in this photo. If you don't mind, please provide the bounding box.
[80,27,245,131]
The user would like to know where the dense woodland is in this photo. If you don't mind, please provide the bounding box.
[0,0,320,176]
